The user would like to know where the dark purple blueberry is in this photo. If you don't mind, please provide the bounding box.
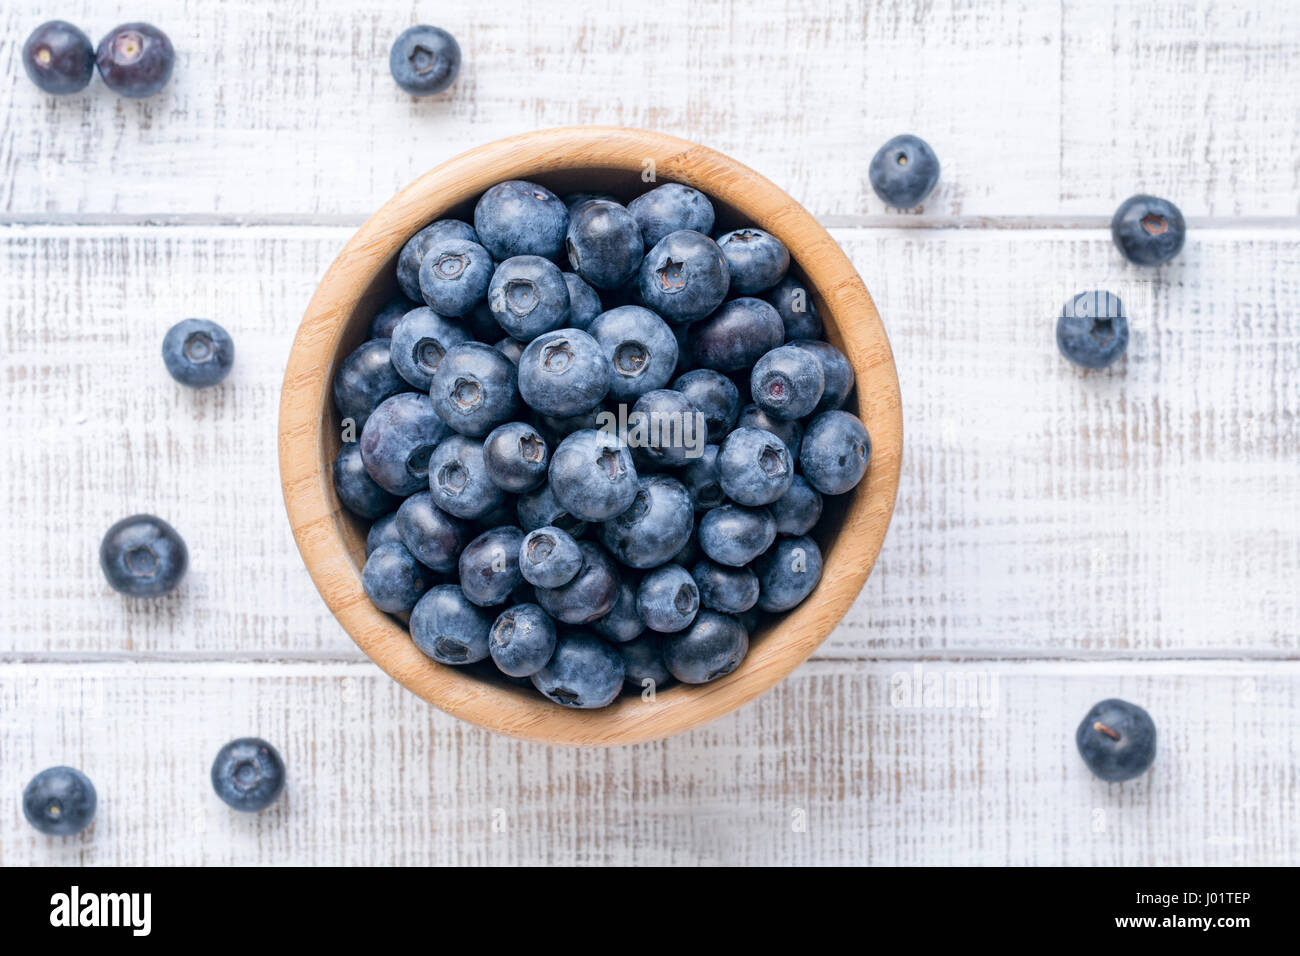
[396,491,468,572]
[565,200,644,290]
[397,220,478,302]
[628,389,708,469]
[548,429,639,521]
[563,273,603,331]
[1111,195,1185,266]
[1076,699,1157,782]
[516,482,586,537]
[627,183,715,248]
[662,611,749,684]
[789,339,854,412]
[489,603,557,677]
[390,306,470,390]
[681,444,725,511]
[494,336,527,365]
[754,535,823,611]
[600,474,694,569]
[362,541,432,613]
[716,228,789,294]
[593,579,645,643]
[672,369,740,443]
[869,134,941,208]
[531,632,625,709]
[800,410,870,495]
[419,238,493,317]
[698,504,776,567]
[617,633,672,687]
[636,563,699,633]
[334,441,400,519]
[210,739,285,813]
[100,514,188,597]
[389,24,460,96]
[409,584,491,664]
[691,560,760,614]
[22,20,94,94]
[23,766,96,834]
[360,392,448,496]
[771,476,823,536]
[1057,291,1129,369]
[736,404,803,461]
[474,180,569,261]
[429,342,519,438]
[535,541,621,624]
[366,512,403,556]
[517,328,612,417]
[519,526,583,588]
[371,295,421,339]
[96,22,173,98]
[458,526,524,607]
[483,420,549,493]
[718,426,794,506]
[750,344,824,421]
[426,434,505,520]
[766,276,822,341]
[589,305,678,401]
[332,338,410,433]
[161,318,234,388]
[487,255,571,341]
[563,192,617,210]
[638,230,730,324]
[689,297,784,373]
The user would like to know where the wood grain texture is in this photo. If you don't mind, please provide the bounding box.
[0,660,1294,865]
[1,1,1297,220]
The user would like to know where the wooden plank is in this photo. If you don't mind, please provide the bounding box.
[0,660,1294,865]
[0,224,1296,657]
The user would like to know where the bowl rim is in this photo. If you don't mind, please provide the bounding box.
[278,126,902,746]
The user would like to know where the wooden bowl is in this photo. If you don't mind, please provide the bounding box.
[278,127,901,746]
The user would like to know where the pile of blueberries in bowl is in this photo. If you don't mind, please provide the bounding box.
[331,179,871,709]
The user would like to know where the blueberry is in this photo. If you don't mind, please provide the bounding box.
[689,298,784,373]
[409,584,491,664]
[736,404,803,461]
[1057,291,1129,369]
[691,560,759,614]
[717,228,790,295]
[489,603,557,677]
[789,339,854,412]
[427,435,505,520]
[593,579,645,643]
[681,444,725,511]
[1111,195,1185,266]
[517,329,611,417]
[718,426,794,506]
[563,273,603,331]
[486,255,570,341]
[22,21,94,94]
[636,563,699,632]
[458,526,524,607]
[516,482,587,537]
[670,322,694,377]
[161,318,235,388]
[396,490,468,572]
[100,514,188,597]
[589,305,678,401]
[334,441,400,518]
[869,134,941,208]
[530,632,624,708]
[662,611,748,684]
[670,530,699,567]
[532,408,602,446]
[390,307,471,390]
[371,295,420,339]
[366,512,403,556]
[629,389,708,468]
[698,504,776,567]
[627,183,715,248]
[210,738,285,812]
[549,429,639,521]
[800,410,871,496]
[754,535,823,611]
[638,230,730,324]
[766,276,822,341]
[600,475,694,568]
[617,633,671,687]
[429,342,519,437]
[771,476,823,536]
[483,421,549,492]
[418,238,493,317]
[332,338,410,432]
[564,192,617,210]
[397,220,478,302]
[564,199,644,290]
[362,541,432,613]
[1076,699,1157,782]
[475,495,520,532]
[466,300,506,343]
[672,369,740,443]
[750,345,824,421]
[360,392,447,495]
[474,181,568,261]
[494,336,527,365]
[22,767,96,835]
[95,23,173,98]
[519,525,583,588]
[389,24,460,96]
[535,541,620,624]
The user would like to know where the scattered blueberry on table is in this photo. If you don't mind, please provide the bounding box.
[95,22,174,98]
[23,766,97,835]
[1056,290,1129,369]
[22,20,95,94]
[1076,699,1157,782]
[389,25,461,96]
[100,514,188,597]
[211,738,286,812]
[1111,194,1186,266]
[162,318,235,387]
[326,176,872,708]
[868,134,940,208]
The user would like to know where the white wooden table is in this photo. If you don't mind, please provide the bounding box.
[1,0,1297,866]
